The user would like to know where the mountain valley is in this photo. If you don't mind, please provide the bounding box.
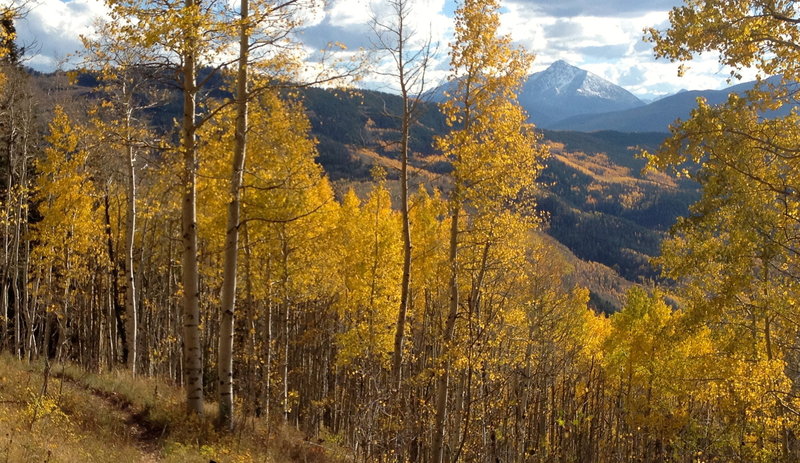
[30,63,721,311]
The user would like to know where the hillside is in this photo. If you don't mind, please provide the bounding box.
[300,88,698,296]
[9,0,800,459]
[0,354,342,462]
[537,136,698,284]
[28,70,697,310]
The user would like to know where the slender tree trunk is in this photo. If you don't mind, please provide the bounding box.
[181,1,204,414]
[12,123,27,360]
[432,201,460,463]
[124,110,138,375]
[264,256,273,428]
[10,215,19,358]
[377,0,431,391]
[1,100,16,354]
[432,65,476,463]
[25,263,37,361]
[392,92,412,389]
[104,190,127,363]
[1,131,11,353]
[241,223,256,422]
[1,275,7,352]
[217,0,249,429]
[280,229,290,424]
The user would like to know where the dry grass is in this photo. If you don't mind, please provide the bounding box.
[0,353,344,463]
[554,151,677,188]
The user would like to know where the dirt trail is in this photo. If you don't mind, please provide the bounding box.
[53,371,166,462]
[90,387,165,460]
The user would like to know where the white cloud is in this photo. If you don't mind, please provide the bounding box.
[496,3,752,100]
[510,0,676,18]
[15,0,750,101]
[16,0,109,71]
[299,0,451,92]
[326,0,372,26]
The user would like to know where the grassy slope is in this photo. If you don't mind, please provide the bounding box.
[0,353,342,463]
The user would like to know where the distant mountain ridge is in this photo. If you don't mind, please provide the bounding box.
[549,76,789,132]
[520,60,645,126]
[28,69,696,311]
[427,60,645,127]
[429,61,791,133]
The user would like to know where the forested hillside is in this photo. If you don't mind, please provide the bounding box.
[301,88,699,291]
[2,0,800,461]
[35,70,687,307]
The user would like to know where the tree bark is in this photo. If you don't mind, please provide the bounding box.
[12,112,28,360]
[103,189,127,364]
[1,120,12,353]
[217,0,249,429]
[432,201,460,463]
[124,108,138,375]
[392,87,412,390]
[181,0,204,414]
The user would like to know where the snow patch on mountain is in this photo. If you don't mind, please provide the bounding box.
[520,60,644,127]
[425,60,645,127]
[530,60,585,95]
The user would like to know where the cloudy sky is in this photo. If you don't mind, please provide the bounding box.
[14,0,755,101]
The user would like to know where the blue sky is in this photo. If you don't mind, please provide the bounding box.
[15,0,754,101]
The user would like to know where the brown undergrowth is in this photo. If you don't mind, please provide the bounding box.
[0,353,345,462]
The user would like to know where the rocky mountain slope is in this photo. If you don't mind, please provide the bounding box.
[427,60,645,128]
[520,60,645,127]
[429,62,792,133]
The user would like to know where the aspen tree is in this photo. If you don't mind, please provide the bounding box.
[217,0,250,430]
[431,0,547,459]
[646,1,800,457]
[0,68,34,359]
[32,108,105,363]
[0,4,26,356]
[371,0,435,389]
[80,30,165,375]
[101,0,228,413]
[178,0,204,415]
[210,0,334,427]
[333,186,401,368]
[645,100,800,458]
[199,87,336,427]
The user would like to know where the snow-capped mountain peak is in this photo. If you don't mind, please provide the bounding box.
[425,60,645,128]
[527,60,638,103]
[530,60,587,95]
[520,60,644,127]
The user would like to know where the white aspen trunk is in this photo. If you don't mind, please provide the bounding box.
[125,109,138,375]
[217,0,249,429]
[280,230,290,424]
[1,136,11,352]
[13,115,28,360]
[181,1,204,414]
[264,256,273,428]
